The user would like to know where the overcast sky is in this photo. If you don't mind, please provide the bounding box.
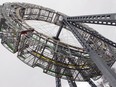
[0,0,116,87]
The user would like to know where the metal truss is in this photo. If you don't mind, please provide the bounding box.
[0,2,116,87]
[63,15,116,87]
[67,14,116,26]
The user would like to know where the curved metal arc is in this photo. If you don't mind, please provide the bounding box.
[31,51,90,70]
[0,3,111,84]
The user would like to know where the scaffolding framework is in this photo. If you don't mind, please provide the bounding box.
[0,2,116,87]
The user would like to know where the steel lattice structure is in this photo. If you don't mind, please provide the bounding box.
[0,2,116,87]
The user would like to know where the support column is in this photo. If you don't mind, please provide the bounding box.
[54,51,62,87]
[80,71,97,87]
[67,77,77,87]
[56,76,62,87]
[0,32,2,38]
[0,5,2,18]
[0,18,6,31]
[53,23,63,40]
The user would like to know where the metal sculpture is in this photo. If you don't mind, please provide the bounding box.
[0,2,116,87]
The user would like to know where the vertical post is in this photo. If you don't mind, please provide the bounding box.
[67,76,77,87]
[0,5,2,20]
[20,8,25,18]
[54,52,62,87]
[0,18,6,31]
[53,23,63,40]
[0,32,2,38]
[56,76,62,87]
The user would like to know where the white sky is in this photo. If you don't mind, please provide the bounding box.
[0,0,116,87]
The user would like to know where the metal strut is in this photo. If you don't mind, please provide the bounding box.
[54,49,62,87]
[66,48,97,87]
[55,76,62,87]
[55,64,62,87]
[67,13,116,26]
[54,45,78,87]
[0,32,2,38]
[63,19,116,87]
[53,22,64,40]
[67,21,116,48]
[56,37,97,87]
[86,79,97,87]
[66,73,77,87]
[0,18,6,31]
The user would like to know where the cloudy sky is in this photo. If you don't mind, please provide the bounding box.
[0,0,116,87]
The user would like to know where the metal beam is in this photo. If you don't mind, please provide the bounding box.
[0,32,2,38]
[86,79,97,87]
[66,47,97,87]
[55,76,62,87]
[67,21,116,48]
[0,18,6,31]
[67,76,77,87]
[53,23,63,40]
[67,13,116,26]
[0,5,2,15]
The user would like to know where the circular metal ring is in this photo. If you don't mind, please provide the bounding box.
[1,2,101,81]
